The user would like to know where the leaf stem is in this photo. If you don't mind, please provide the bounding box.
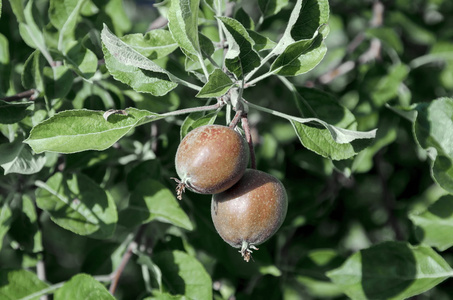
[197,53,210,81]
[277,75,296,92]
[174,78,203,91]
[149,101,225,119]
[242,98,304,123]
[245,70,275,87]
[244,50,276,84]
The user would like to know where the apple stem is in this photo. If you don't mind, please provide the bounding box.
[229,110,242,129]
[241,114,256,169]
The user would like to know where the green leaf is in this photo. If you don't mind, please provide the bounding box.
[410,42,453,69]
[153,250,212,299]
[248,30,277,52]
[291,88,376,160]
[290,0,330,40]
[235,7,255,30]
[388,11,435,45]
[258,0,289,18]
[8,0,25,23]
[64,43,98,80]
[371,63,409,107]
[24,107,158,154]
[119,179,193,231]
[49,0,87,52]
[43,65,74,100]
[0,139,46,175]
[137,252,163,290]
[22,50,45,91]
[0,269,49,299]
[271,28,327,76]
[101,24,178,96]
[366,27,404,55]
[8,195,43,253]
[413,98,453,193]
[120,30,178,59]
[295,249,345,298]
[49,0,79,29]
[273,0,330,55]
[168,0,201,56]
[146,292,185,300]
[0,202,12,251]
[126,159,162,191]
[410,195,453,251]
[16,0,53,64]
[196,69,234,98]
[180,111,218,139]
[54,274,115,300]
[100,0,131,36]
[217,16,261,78]
[0,33,10,95]
[0,100,33,124]
[327,242,453,300]
[35,172,118,239]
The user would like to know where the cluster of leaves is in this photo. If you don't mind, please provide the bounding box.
[0,0,453,299]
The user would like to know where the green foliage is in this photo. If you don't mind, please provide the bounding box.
[1,0,453,299]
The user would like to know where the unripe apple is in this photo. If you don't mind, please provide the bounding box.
[174,125,249,199]
[211,169,288,262]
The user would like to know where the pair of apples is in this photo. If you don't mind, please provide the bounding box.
[174,125,288,262]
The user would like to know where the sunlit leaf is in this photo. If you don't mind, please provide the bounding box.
[258,0,289,19]
[327,242,453,300]
[196,69,234,98]
[25,108,158,154]
[217,16,261,78]
[271,28,327,76]
[413,97,453,193]
[119,179,193,231]
[0,203,12,251]
[49,0,87,52]
[35,172,118,239]
[54,274,114,300]
[0,139,46,174]
[180,111,218,139]
[273,0,330,55]
[120,30,178,59]
[64,43,98,80]
[0,269,49,299]
[410,195,453,251]
[168,0,201,56]
[291,88,376,160]
[101,24,178,96]
[153,250,212,299]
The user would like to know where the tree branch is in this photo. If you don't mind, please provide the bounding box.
[0,89,38,102]
[109,224,147,295]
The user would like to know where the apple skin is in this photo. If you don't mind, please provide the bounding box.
[175,125,249,196]
[211,169,288,261]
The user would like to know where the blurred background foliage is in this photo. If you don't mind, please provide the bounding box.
[1,0,453,299]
